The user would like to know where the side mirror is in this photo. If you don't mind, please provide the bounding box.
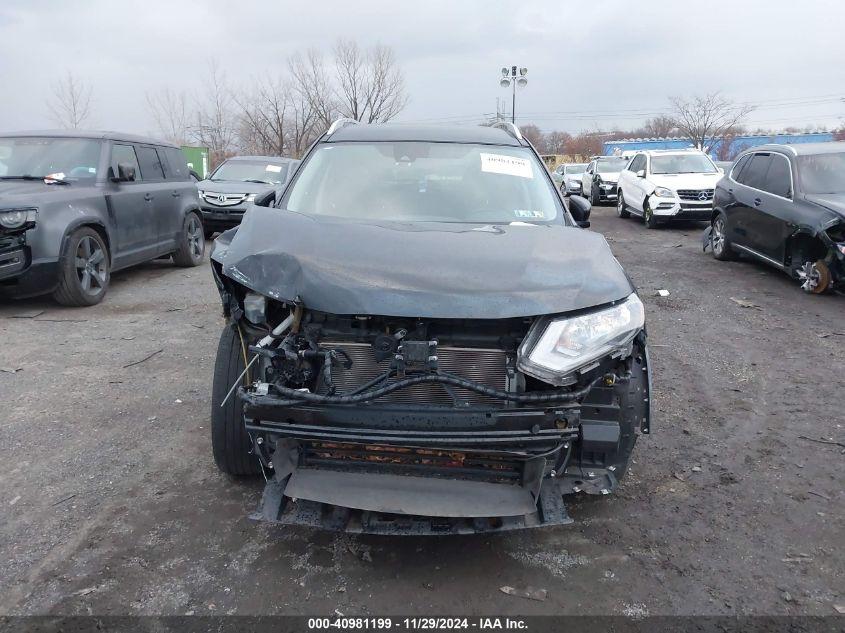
[253,189,277,207]
[114,163,136,182]
[568,194,592,224]
[636,169,646,178]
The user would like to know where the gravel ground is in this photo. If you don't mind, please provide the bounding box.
[1,205,842,617]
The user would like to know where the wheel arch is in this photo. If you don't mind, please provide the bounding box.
[785,228,828,269]
[61,218,112,263]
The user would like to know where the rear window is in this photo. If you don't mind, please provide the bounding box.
[162,147,189,180]
[737,153,771,190]
[761,155,792,198]
[136,146,165,180]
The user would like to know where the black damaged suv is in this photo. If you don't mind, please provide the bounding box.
[209,120,652,534]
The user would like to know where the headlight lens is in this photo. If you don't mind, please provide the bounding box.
[0,208,37,229]
[243,292,267,324]
[246,193,256,202]
[653,186,675,198]
[518,294,645,386]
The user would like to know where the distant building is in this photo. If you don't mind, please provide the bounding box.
[603,131,836,159]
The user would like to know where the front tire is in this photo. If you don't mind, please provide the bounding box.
[53,227,110,307]
[173,211,205,267]
[617,192,631,218]
[211,325,262,476]
[711,211,737,261]
[643,201,660,229]
[590,184,600,206]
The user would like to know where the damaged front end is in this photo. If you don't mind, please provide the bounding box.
[211,256,651,535]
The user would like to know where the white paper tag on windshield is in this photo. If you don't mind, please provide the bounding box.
[266,164,282,173]
[480,153,533,179]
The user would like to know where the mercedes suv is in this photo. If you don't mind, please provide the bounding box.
[616,149,722,228]
[208,120,652,534]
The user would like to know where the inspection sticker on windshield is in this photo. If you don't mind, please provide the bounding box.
[266,164,283,173]
[513,209,545,218]
[480,153,533,178]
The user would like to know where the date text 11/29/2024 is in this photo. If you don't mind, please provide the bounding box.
[308,617,528,630]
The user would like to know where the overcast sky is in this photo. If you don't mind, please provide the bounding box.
[1,0,843,138]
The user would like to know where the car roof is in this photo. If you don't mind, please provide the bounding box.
[0,129,178,148]
[746,141,845,156]
[325,124,523,147]
[225,155,297,162]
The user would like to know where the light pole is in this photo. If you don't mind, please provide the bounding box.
[499,66,528,124]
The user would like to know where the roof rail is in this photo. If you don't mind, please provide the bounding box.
[491,121,524,142]
[326,118,359,137]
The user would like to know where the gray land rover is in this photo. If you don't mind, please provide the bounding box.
[0,131,205,306]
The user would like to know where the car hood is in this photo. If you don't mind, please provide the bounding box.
[597,172,621,182]
[211,205,634,319]
[804,193,845,219]
[0,180,92,206]
[197,180,275,194]
[565,174,583,182]
[649,172,723,190]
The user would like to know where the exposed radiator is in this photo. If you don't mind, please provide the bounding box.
[318,342,508,406]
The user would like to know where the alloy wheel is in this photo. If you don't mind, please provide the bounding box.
[712,217,726,256]
[74,236,107,296]
[187,215,203,260]
[796,260,831,294]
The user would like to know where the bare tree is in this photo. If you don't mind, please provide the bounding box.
[333,40,408,123]
[565,133,603,159]
[640,115,677,138]
[236,78,289,156]
[519,124,544,150]
[193,61,238,167]
[669,92,754,152]
[290,49,338,130]
[544,131,571,155]
[146,88,190,144]
[48,71,92,129]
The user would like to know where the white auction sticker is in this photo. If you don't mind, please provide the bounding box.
[266,164,283,173]
[480,153,533,178]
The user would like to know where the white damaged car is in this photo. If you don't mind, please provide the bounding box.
[616,149,723,228]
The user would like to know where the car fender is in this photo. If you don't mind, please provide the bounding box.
[60,215,114,262]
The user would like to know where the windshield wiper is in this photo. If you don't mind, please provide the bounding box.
[0,174,70,185]
[243,178,273,184]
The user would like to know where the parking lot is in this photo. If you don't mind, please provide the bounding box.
[1,204,842,617]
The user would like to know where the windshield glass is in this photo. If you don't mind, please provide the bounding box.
[0,137,101,181]
[596,157,629,173]
[798,153,845,194]
[284,142,562,224]
[651,154,717,174]
[210,160,289,184]
[565,163,587,174]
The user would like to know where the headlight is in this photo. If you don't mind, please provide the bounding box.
[517,294,645,386]
[0,208,37,229]
[652,186,675,198]
[246,194,256,202]
[198,189,205,196]
[243,292,267,324]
